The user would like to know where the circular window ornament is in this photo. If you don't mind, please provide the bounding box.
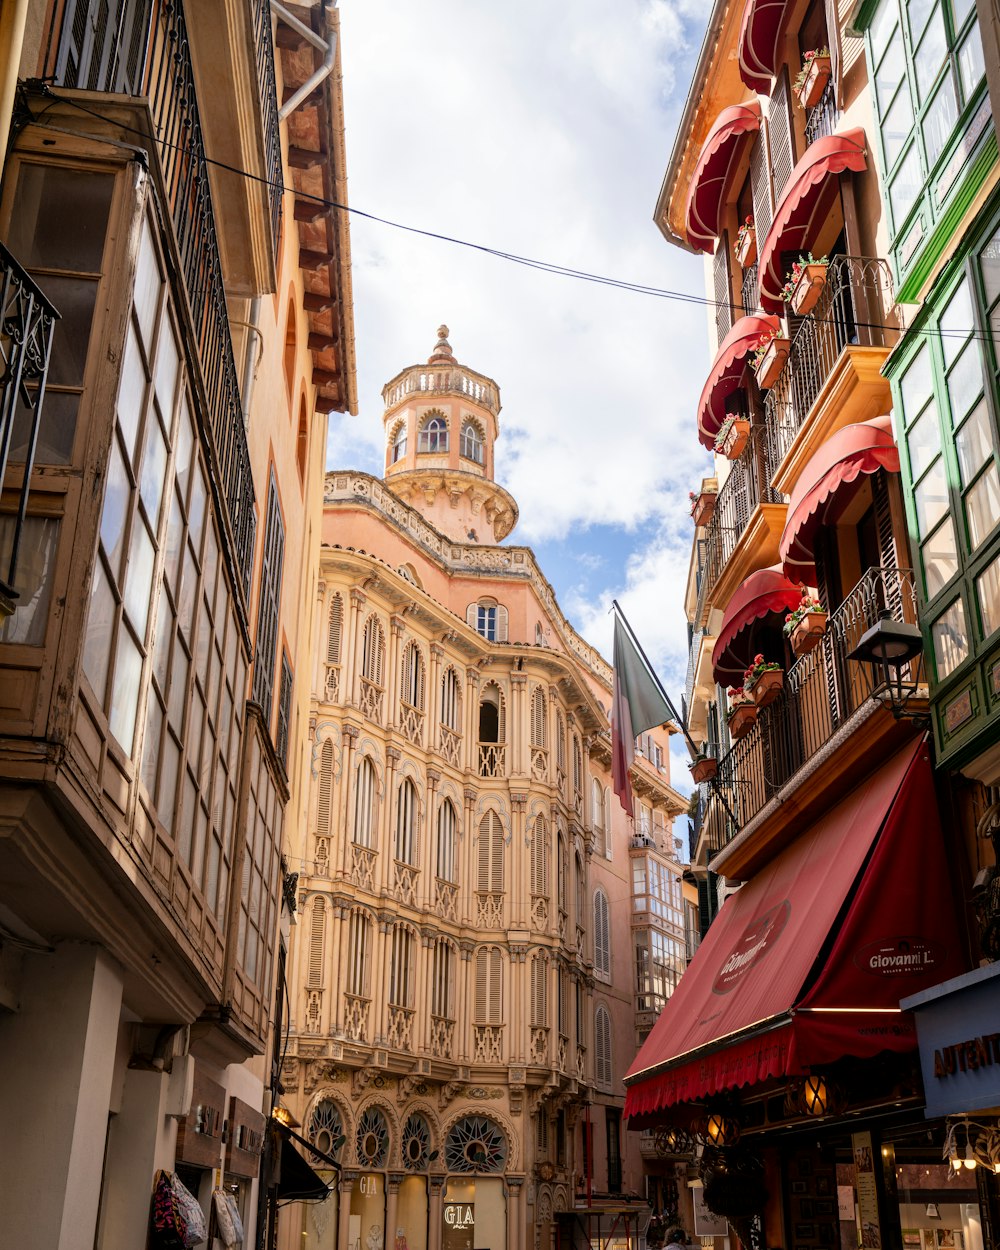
[355,1107,389,1168]
[402,1113,431,1170]
[309,1100,344,1159]
[445,1115,507,1174]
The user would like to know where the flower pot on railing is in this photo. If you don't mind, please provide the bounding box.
[752,337,790,390]
[790,261,829,315]
[728,702,758,740]
[736,223,756,269]
[795,53,831,110]
[690,754,718,784]
[690,490,717,526]
[749,668,783,707]
[715,417,750,460]
[788,610,828,656]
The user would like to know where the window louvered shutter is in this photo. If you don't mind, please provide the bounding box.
[531,956,547,1026]
[531,815,549,895]
[475,947,502,1023]
[308,898,326,986]
[478,811,504,893]
[327,594,343,663]
[750,129,774,244]
[594,890,610,977]
[317,740,334,835]
[467,602,479,629]
[497,606,509,642]
[768,72,795,206]
[531,689,546,747]
[595,1007,612,1085]
[714,234,733,346]
[496,689,506,743]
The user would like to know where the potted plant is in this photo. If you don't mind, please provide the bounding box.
[780,254,829,316]
[690,751,718,784]
[744,655,784,707]
[735,215,756,268]
[714,414,751,460]
[751,330,790,390]
[794,48,832,110]
[783,589,828,655]
[689,487,717,526]
[727,687,758,740]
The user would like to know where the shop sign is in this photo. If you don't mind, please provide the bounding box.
[444,1204,474,1230]
[852,1131,881,1250]
[854,938,946,976]
[177,1068,226,1169]
[358,1174,381,1196]
[933,1033,1000,1077]
[692,1184,728,1236]
[226,1097,266,1178]
[712,901,790,994]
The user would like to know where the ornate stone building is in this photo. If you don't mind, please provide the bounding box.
[278,331,687,1250]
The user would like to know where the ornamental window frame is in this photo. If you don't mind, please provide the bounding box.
[417,411,448,453]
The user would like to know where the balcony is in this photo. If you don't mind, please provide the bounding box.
[741,261,759,317]
[383,365,500,417]
[764,256,896,495]
[804,76,838,148]
[703,566,924,877]
[701,423,786,606]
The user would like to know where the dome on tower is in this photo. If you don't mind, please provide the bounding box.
[428,325,455,365]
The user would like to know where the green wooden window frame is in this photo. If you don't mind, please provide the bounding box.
[891,196,1000,690]
[864,0,989,292]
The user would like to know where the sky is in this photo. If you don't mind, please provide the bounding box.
[330,1,714,807]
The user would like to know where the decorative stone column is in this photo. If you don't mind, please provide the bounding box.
[425,768,441,911]
[375,909,394,1044]
[510,792,528,928]
[507,1176,525,1250]
[465,666,480,774]
[386,1172,404,1250]
[458,939,474,1063]
[348,587,367,707]
[510,670,527,776]
[428,1174,446,1250]
[462,787,477,926]
[389,614,407,728]
[338,1171,358,1250]
[314,578,327,698]
[429,643,445,751]
[379,746,402,895]
[339,725,360,876]
[509,942,526,1064]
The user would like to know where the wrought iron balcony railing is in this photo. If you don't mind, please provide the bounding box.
[804,76,838,148]
[0,243,59,609]
[702,566,922,849]
[741,261,759,316]
[251,0,284,244]
[763,256,896,474]
[701,423,784,594]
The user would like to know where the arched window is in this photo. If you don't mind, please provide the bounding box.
[346,909,371,997]
[467,598,508,641]
[575,852,585,932]
[389,923,415,1007]
[592,777,605,857]
[402,1112,433,1171]
[327,594,343,664]
[401,641,425,710]
[431,937,454,1018]
[595,1005,612,1087]
[395,777,418,864]
[477,810,504,894]
[530,954,548,1027]
[440,666,461,730]
[296,398,308,483]
[353,757,377,848]
[317,740,334,835]
[594,888,611,979]
[530,687,547,748]
[308,1100,344,1158]
[460,420,484,463]
[356,1107,389,1168]
[307,896,326,986]
[474,947,503,1023]
[478,683,506,777]
[445,1115,507,1174]
[437,799,457,881]
[417,413,448,453]
[531,814,549,896]
[361,615,385,686]
[391,420,407,463]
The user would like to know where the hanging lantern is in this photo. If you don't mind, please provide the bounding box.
[701,1113,740,1147]
[801,1075,829,1116]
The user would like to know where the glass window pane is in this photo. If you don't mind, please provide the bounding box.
[139,412,168,529]
[901,344,933,417]
[907,408,941,479]
[175,403,194,509]
[884,83,915,167]
[82,559,115,702]
[117,327,146,463]
[169,635,189,727]
[966,462,1000,549]
[940,279,973,367]
[141,694,163,796]
[178,541,198,641]
[951,0,975,26]
[152,591,172,692]
[876,35,906,114]
[155,322,179,422]
[8,166,113,272]
[159,733,180,832]
[870,0,899,62]
[889,146,923,231]
[921,515,959,597]
[955,399,993,485]
[914,7,947,102]
[41,276,98,388]
[0,516,59,646]
[931,598,968,678]
[946,338,984,422]
[914,457,949,536]
[188,464,207,553]
[134,224,161,350]
[923,75,958,169]
[908,0,935,39]
[124,517,156,639]
[980,228,1000,307]
[164,492,184,595]
[977,553,1000,638]
[100,438,131,584]
[109,626,143,751]
[959,21,986,101]
[9,388,79,466]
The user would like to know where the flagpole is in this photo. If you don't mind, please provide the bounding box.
[612,599,742,839]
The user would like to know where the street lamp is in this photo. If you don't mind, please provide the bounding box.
[848,610,924,719]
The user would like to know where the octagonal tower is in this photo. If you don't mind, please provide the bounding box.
[381,326,518,543]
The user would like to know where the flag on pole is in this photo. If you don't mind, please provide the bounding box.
[611,605,673,819]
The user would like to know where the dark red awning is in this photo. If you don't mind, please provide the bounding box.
[623,739,967,1123]
[685,102,762,253]
[711,565,803,685]
[780,417,900,581]
[697,314,781,449]
[757,129,868,314]
[738,0,791,92]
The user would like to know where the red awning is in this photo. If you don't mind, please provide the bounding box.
[697,314,781,449]
[623,739,967,1124]
[757,129,868,314]
[711,565,803,685]
[738,0,791,93]
[780,417,900,581]
[685,103,762,253]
